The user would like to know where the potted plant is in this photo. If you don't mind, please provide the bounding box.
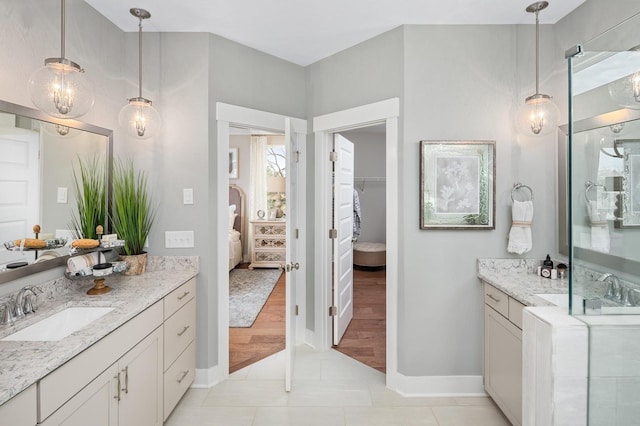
[70,155,106,239]
[110,157,157,275]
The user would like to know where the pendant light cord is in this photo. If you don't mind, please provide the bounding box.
[535,9,540,95]
[60,0,65,58]
[138,15,143,99]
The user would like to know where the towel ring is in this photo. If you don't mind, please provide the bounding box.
[585,181,607,203]
[511,183,534,202]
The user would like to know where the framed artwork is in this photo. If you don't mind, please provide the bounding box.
[229,148,239,179]
[420,140,495,229]
[618,140,640,227]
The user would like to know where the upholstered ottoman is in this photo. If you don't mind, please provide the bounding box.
[353,242,386,267]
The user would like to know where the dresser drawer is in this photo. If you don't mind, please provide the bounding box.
[484,282,509,318]
[164,298,196,370]
[165,278,196,320]
[252,222,286,236]
[164,341,196,421]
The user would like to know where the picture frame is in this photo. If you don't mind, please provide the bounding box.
[229,148,239,179]
[617,139,640,227]
[420,140,495,230]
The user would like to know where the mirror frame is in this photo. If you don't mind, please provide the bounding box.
[559,107,640,276]
[0,100,113,285]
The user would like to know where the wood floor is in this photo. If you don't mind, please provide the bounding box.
[228,264,386,374]
[229,264,285,373]
[335,267,387,373]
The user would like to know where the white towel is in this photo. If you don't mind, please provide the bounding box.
[587,200,610,253]
[66,252,100,274]
[507,200,534,254]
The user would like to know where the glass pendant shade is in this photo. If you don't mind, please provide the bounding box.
[120,8,160,139]
[118,97,161,139]
[516,93,561,136]
[608,72,640,109]
[28,60,94,119]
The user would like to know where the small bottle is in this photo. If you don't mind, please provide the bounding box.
[541,255,554,279]
[543,255,553,268]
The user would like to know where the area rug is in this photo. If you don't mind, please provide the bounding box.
[229,268,282,327]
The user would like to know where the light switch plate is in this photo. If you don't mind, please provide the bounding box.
[57,187,68,204]
[165,231,195,248]
[183,188,194,205]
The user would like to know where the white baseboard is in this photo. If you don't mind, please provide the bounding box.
[304,328,316,349]
[387,373,486,397]
[192,364,226,388]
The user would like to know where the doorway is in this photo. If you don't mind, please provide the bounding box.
[313,97,399,386]
[332,125,387,373]
[216,103,307,390]
[228,130,287,373]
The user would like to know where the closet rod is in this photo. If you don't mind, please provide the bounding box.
[354,177,386,181]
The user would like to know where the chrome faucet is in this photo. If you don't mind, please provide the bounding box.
[599,273,623,303]
[15,286,41,318]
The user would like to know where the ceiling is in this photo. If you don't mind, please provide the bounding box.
[85,0,585,66]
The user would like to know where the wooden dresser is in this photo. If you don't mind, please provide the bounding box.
[249,220,286,269]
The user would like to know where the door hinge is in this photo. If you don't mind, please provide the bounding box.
[295,228,299,239]
[329,151,338,162]
[329,228,337,239]
[329,306,337,317]
[295,305,299,316]
[295,150,300,163]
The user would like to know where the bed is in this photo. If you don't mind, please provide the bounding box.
[229,185,245,271]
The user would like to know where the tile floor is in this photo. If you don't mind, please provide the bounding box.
[165,345,511,425]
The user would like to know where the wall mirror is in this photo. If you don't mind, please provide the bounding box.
[0,100,112,284]
[560,11,640,276]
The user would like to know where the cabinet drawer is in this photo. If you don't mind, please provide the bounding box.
[164,298,196,371]
[0,384,36,426]
[484,283,509,318]
[165,278,196,320]
[253,237,286,249]
[164,341,195,421]
[509,297,526,330]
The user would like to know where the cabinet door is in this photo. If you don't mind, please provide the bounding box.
[0,384,36,426]
[484,305,522,426]
[118,327,163,426]
[40,364,118,426]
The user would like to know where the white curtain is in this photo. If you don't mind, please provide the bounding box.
[249,136,268,219]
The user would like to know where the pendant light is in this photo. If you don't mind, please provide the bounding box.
[118,8,161,139]
[28,0,94,119]
[516,1,560,136]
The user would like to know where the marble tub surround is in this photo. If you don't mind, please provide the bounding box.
[0,257,198,406]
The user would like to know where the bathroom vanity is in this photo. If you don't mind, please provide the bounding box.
[0,257,198,425]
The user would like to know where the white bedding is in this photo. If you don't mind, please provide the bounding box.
[229,229,242,271]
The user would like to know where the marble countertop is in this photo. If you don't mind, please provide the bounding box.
[478,269,569,307]
[477,258,569,307]
[0,266,198,406]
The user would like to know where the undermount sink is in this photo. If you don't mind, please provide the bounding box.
[535,293,584,308]
[1,307,114,342]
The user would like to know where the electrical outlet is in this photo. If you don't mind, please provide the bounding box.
[165,231,195,248]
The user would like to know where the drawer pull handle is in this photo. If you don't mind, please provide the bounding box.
[114,373,121,401]
[487,294,501,303]
[177,370,189,383]
[177,291,190,301]
[122,366,129,394]
[177,325,190,336]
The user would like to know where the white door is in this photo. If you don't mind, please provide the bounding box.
[332,134,354,345]
[284,118,300,391]
[0,127,40,265]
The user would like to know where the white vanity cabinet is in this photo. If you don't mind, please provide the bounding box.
[0,384,37,426]
[162,278,196,420]
[39,302,164,426]
[483,281,525,426]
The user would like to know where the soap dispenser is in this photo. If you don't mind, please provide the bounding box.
[541,254,553,278]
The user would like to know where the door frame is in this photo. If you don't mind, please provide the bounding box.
[216,102,307,378]
[313,98,400,386]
